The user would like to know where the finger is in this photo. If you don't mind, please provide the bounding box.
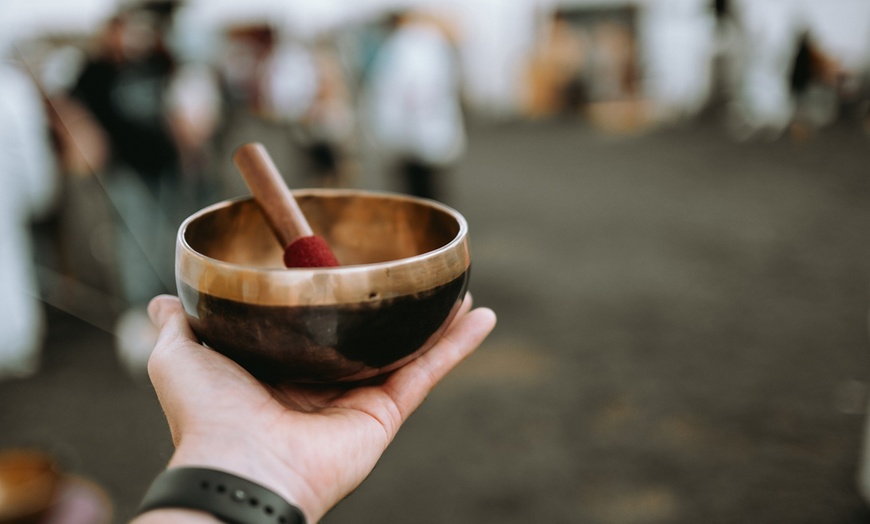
[384,306,496,421]
[455,292,473,318]
[148,294,178,329]
[146,295,242,439]
[148,295,196,341]
[146,295,252,387]
[433,293,473,336]
[147,295,204,385]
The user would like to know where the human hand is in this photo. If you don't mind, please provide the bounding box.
[135,293,496,523]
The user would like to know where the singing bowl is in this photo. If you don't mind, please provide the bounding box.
[176,189,470,383]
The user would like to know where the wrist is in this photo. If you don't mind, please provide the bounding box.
[137,467,306,524]
[166,431,320,522]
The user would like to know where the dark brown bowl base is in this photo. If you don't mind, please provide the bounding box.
[178,270,469,383]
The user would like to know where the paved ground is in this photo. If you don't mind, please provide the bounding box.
[3,114,870,523]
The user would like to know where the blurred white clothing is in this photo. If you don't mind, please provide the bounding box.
[167,63,223,147]
[265,41,319,123]
[0,60,58,377]
[731,0,798,132]
[366,22,466,168]
[640,0,716,120]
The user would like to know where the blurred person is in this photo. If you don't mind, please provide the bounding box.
[727,0,800,139]
[582,18,648,134]
[132,294,496,523]
[262,34,318,125]
[263,35,355,188]
[706,0,742,110]
[590,21,639,103]
[297,38,356,188]
[547,11,590,116]
[47,49,118,308]
[787,31,843,140]
[63,4,194,375]
[726,0,870,139]
[364,11,466,203]
[162,1,226,200]
[221,24,278,115]
[524,11,589,117]
[0,51,59,379]
[166,61,225,208]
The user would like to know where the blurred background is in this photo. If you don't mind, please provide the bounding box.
[2,0,870,521]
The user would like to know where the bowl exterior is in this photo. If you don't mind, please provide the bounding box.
[178,271,468,382]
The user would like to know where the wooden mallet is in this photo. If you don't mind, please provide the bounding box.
[233,142,340,268]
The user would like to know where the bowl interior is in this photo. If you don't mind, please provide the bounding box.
[184,191,462,270]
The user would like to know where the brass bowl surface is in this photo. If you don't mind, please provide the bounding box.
[176,189,470,383]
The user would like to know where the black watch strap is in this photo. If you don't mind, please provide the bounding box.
[138,467,306,524]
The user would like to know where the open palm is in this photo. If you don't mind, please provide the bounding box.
[146,294,496,522]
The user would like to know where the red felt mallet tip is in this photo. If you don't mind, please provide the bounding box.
[233,142,340,268]
[283,235,340,268]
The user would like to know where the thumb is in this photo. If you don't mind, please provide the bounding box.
[147,295,197,348]
[148,294,182,330]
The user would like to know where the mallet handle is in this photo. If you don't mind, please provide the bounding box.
[233,142,313,246]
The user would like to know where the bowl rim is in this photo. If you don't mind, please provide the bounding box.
[177,188,469,276]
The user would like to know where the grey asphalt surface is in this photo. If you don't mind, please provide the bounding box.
[3,115,870,523]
